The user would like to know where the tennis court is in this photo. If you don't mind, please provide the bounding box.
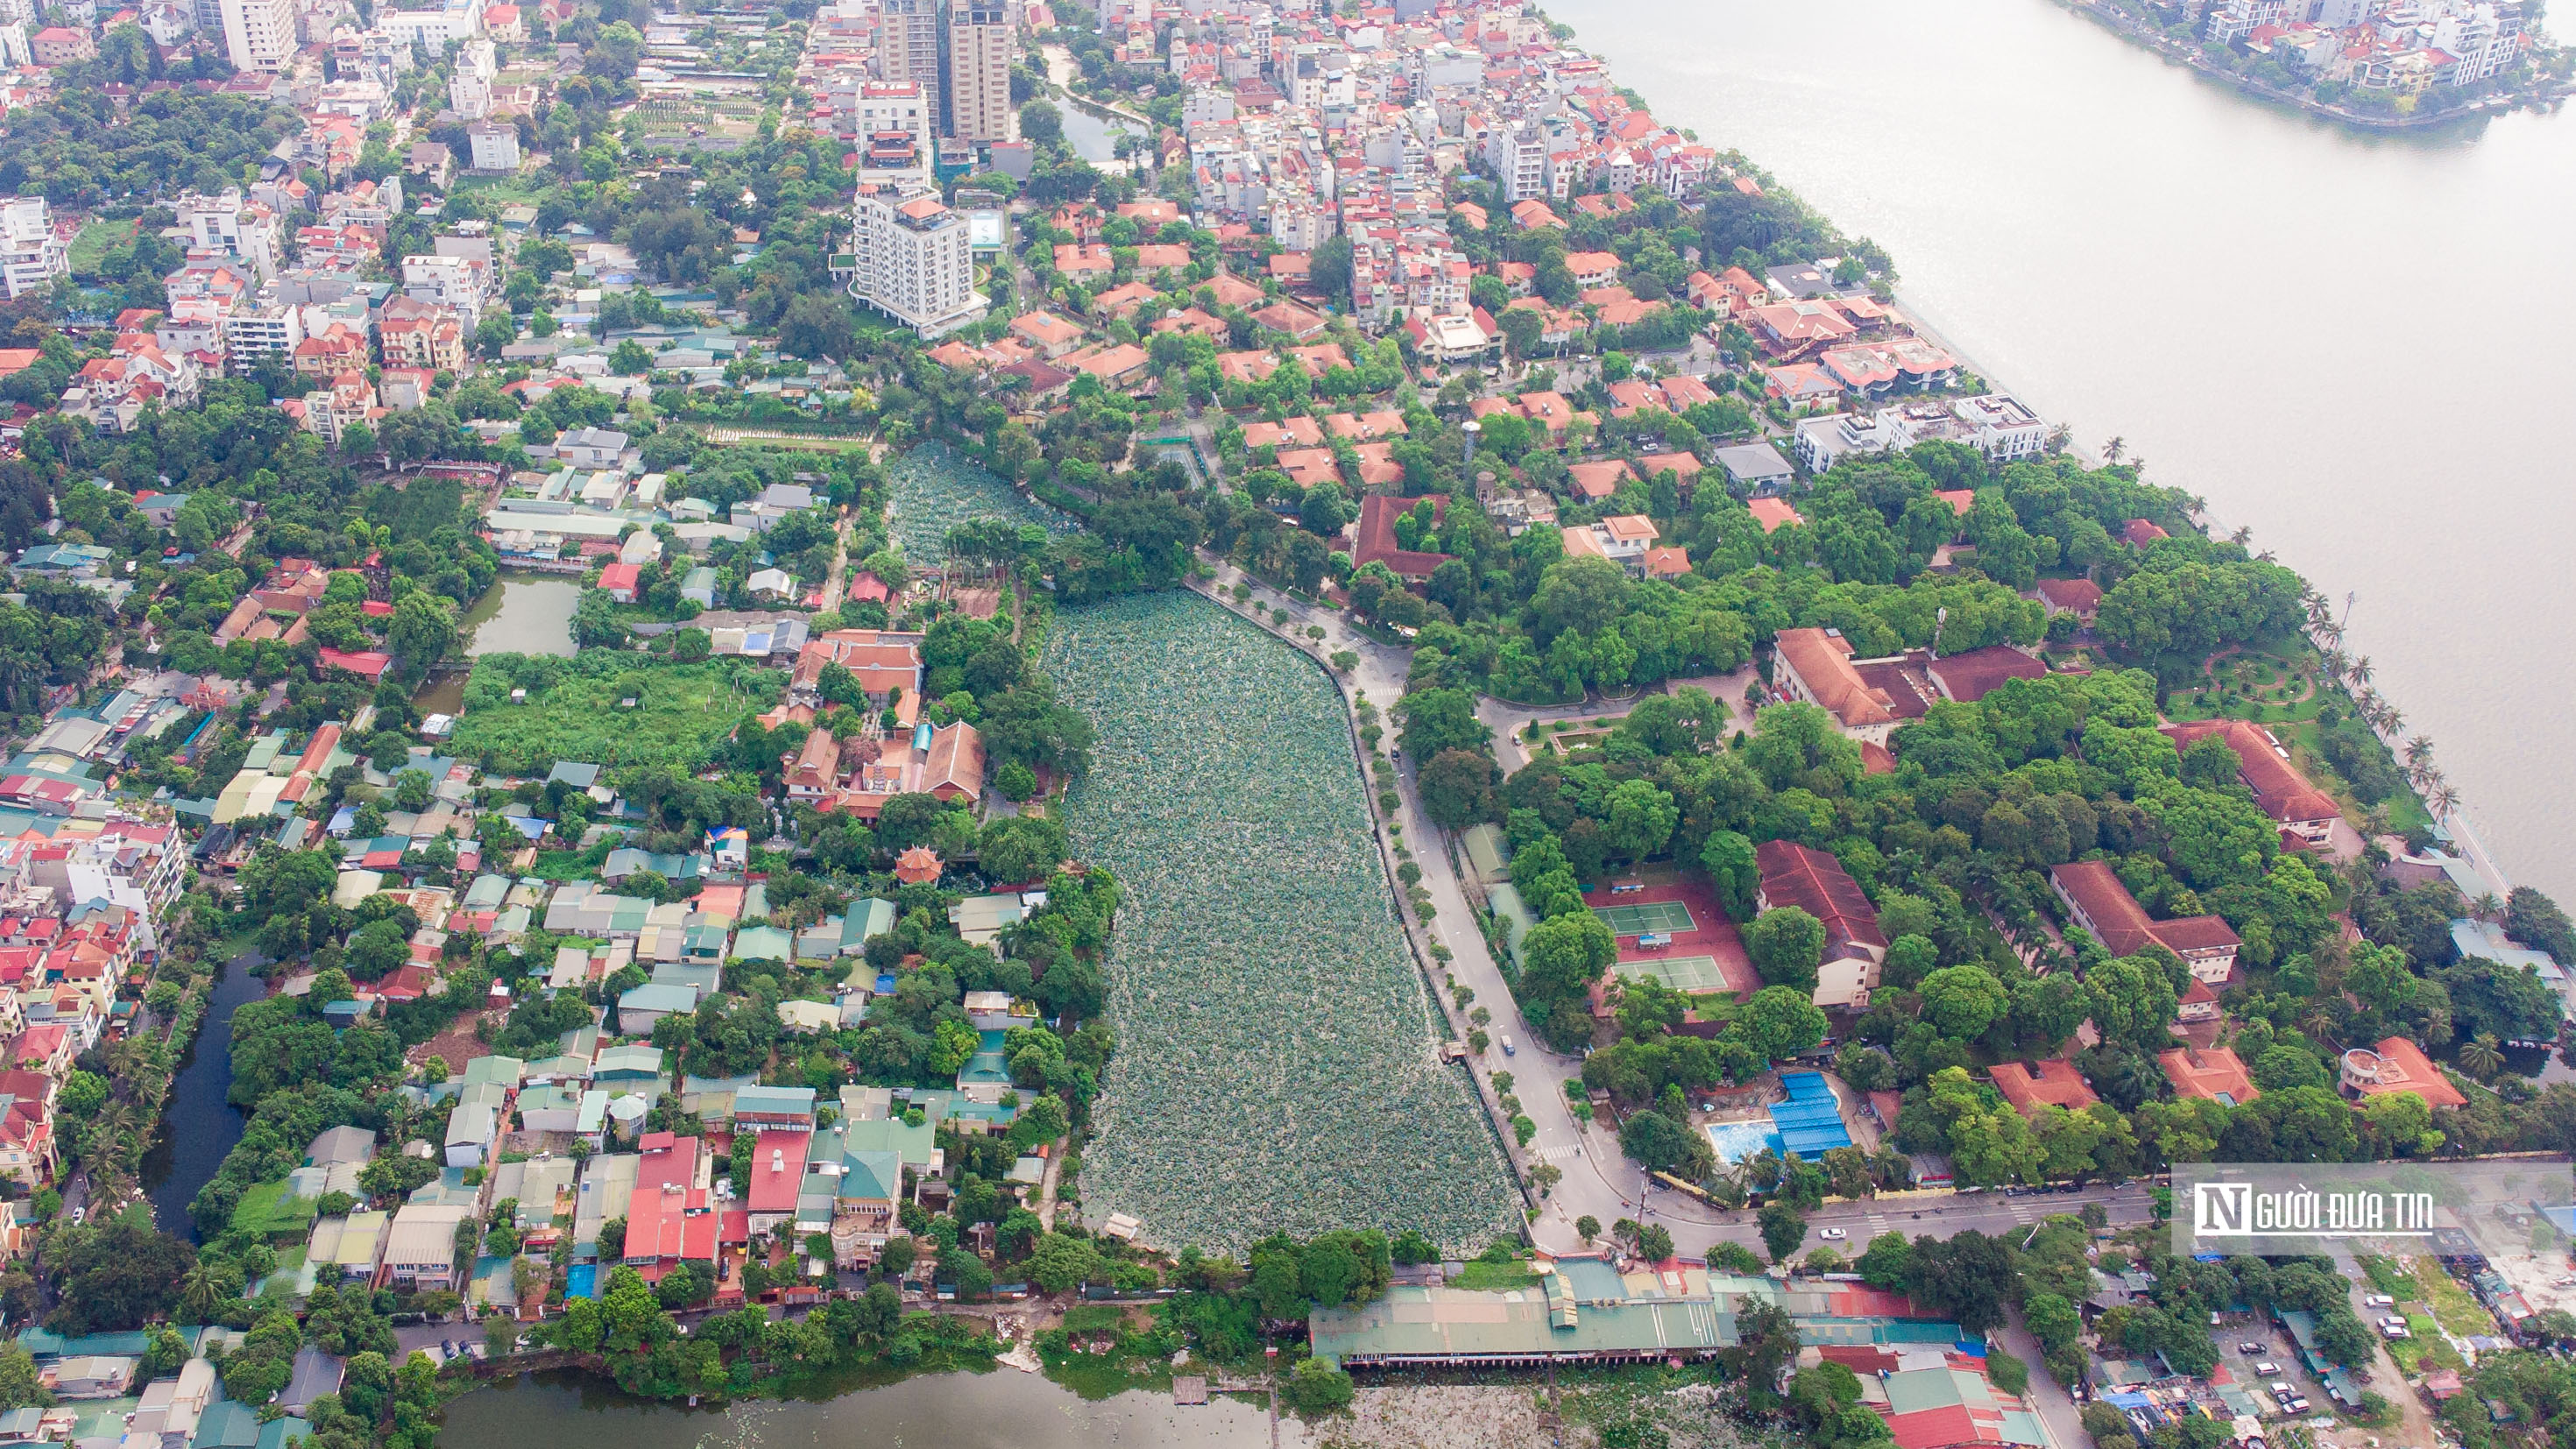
[1613,956,1733,994]
[1592,900,1697,936]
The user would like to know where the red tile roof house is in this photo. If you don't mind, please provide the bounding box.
[598,561,640,603]
[784,727,846,803]
[0,1070,56,1186]
[2158,1044,2259,1106]
[1566,458,1638,501]
[2175,974,2223,1026]
[1352,493,1448,585]
[2161,719,2343,844]
[2339,1036,2467,1111]
[1990,1059,2098,1119]
[2035,576,2104,623]
[1754,838,1887,1010]
[2049,859,2240,985]
[744,1127,810,1236]
[1923,645,2048,704]
[1770,626,1926,743]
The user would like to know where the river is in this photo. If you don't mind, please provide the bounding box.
[140,951,269,1239]
[441,1368,1306,1449]
[1546,0,2576,897]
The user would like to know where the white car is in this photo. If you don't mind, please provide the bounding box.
[1819,1227,1848,1240]
[2365,1293,2396,1308]
[2380,1315,2410,1329]
[2254,1361,2281,1376]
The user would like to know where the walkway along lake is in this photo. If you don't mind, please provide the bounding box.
[1550,0,2576,894]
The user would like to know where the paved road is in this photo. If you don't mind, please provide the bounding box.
[1993,1303,2089,1449]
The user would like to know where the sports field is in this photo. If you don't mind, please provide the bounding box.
[1592,900,1696,936]
[1611,956,1731,994]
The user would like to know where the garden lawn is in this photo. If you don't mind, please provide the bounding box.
[2276,719,2433,832]
[66,218,138,278]
[230,1179,319,1239]
[1044,591,1517,1255]
[1451,1259,1543,1292]
[450,654,784,774]
[885,442,1075,568]
[2388,1311,2463,1375]
[2412,1256,2499,1339]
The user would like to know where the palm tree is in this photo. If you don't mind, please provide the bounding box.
[2460,1032,2508,1081]
[2230,525,2254,547]
[2318,647,2348,682]
[2104,435,2126,465]
[2349,655,2374,688]
[2474,892,2505,923]
[2404,735,2434,767]
[178,1262,225,1325]
[2430,782,2460,818]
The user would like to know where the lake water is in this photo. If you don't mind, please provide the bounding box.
[140,951,269,1240]
[466,576,584,658]
[441,1368,1306,1449]
[1547,0,2576,897]
[1060,102,1134,166]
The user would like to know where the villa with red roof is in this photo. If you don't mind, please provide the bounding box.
[2159,1045,2259,1106]
[1990,1059,2098,1117]
[2162,719,2342,843]
[2340,1036,2467,1111]
[1351,493,1448,585]
[1754,839,1888,1009]
[2049,859,2240,984]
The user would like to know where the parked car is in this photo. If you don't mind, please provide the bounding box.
[2365,1293,2396,1308]
[2255,1361,2281,1376]
[2239,1342,2265,1354]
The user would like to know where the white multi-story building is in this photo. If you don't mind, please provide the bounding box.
[466,121,520,173]
[401,252,485,318]
[220,296,305,372]
[449,67,492,118]
[848,182,987,338]
[946,1,1016,145]
[2433,3,2523,81]
[848,80,934,183]
[374,0,481,49]
[1483,122,1546,201]
[1793,394,2050,473]
[219,0,297,72]
[0,196,67,300]
[178,190,286,282]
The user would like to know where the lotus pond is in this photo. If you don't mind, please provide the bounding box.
[885,442,1076,568]
[1043,590,1517,1254]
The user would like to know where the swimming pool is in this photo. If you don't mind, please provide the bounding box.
[1703,1119,1783,1164]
